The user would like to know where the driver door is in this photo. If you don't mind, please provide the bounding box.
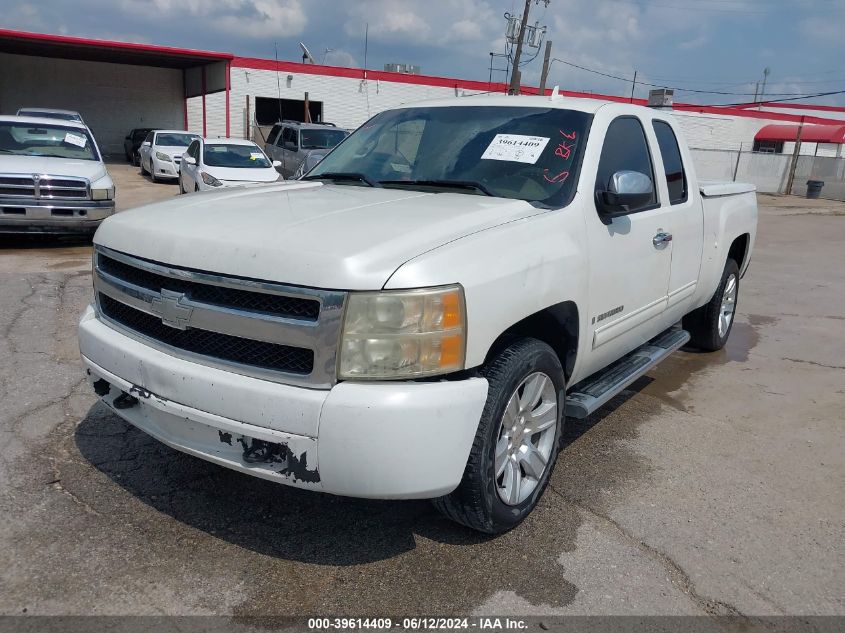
[582,115,674,375]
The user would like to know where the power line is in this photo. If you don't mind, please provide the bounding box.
[549,57,844,97]
[700,90,845,107]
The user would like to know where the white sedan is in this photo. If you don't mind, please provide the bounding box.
[179,138,282,192]
[138,130,200,183]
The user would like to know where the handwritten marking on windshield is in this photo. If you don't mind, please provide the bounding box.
[543,130,578,185]
[543,170,569,184]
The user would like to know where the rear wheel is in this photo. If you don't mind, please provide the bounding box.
[683,258,740,351]
[432,338,564,533]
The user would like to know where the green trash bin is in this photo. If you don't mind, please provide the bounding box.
[806,180,824,199]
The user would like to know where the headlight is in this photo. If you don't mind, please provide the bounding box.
[90,175,114,200]
[91,187,113,200]
[155,151,171,162]
[339,285,466,379]
[201,171,223,187]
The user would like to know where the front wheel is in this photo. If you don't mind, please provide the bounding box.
[683,258,740,351]
[432,338,564,533]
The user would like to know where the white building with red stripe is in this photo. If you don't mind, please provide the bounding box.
[2,28,844,159]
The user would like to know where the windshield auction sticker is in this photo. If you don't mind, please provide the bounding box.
[64,132,87,148]
[481,134,550,164]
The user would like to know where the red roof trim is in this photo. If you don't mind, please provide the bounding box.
[233,57,845,125]
[671,104,844,125]
[736,101,845,113]
[0,28,233,61]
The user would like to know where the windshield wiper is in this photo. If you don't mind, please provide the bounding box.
[378,179,493,196]
[303,172,379,187]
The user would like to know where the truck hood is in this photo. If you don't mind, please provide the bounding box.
[205,165,279,183]
[94,181,542,290]
[157,145,191,159]
[0,155,107,182]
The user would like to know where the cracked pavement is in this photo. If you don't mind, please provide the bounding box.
[0,173,843,617]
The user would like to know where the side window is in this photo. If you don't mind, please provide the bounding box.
[281,127,297,148]
[188,141,200,160]
[144,131,154,144]
[652,120,688,205]
[267,125,281,145]
[595,117,657,214]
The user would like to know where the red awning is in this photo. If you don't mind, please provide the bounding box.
[755,124,845,144]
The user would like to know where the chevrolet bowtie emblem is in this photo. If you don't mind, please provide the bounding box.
[150,289,193,330]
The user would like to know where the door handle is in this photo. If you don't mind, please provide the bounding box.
[653,232,673,246]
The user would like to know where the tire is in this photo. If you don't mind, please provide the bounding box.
[432,338,565,533]
[150,164,158,183]
[195,184,199,192]
[683,258,740,352]
[139,157,147,176]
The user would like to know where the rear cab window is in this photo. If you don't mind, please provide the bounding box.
[652,120,688,205]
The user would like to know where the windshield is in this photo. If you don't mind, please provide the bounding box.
[307,106,591,206]
[0,122,99,161]
[156,133,198,147]
[18,110,82,122]
[203,144,272,168]
[300,128,349,149]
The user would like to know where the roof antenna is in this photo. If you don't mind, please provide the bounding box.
[549,85,561,101]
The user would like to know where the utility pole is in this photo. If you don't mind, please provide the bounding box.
[538,40,553,93]
[753,81,759,104]
[508,0,533,94]
[759,67,770,110]
[785,116,805,196]
[630,70,638,103]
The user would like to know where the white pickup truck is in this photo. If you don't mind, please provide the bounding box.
[79,96,757,533]
[0,115,115,235]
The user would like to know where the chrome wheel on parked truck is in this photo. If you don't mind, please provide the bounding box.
[495,372,558,506]
[684,258,741,351]
[433,338,564,533]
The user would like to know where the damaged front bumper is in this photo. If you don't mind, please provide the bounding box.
[78,305,488,499]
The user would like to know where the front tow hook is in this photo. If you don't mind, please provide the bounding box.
[113,392,139,409]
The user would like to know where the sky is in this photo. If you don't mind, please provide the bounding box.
[2,0,843,106]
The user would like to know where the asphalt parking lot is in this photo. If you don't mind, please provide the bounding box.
[0,165,843,617]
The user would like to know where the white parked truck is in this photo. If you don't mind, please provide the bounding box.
[79,96,757,533]
[0,115,115,235]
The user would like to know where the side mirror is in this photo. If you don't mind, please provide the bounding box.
[597,170,654,218]
[272,160,282,168]
[184,156,197,166]
[284,141,298,151]
[142,141,151,147]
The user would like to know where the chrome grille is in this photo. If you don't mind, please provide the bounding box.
[99,294,315,374]
[93,246,347,387]
[0,174,89,200]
